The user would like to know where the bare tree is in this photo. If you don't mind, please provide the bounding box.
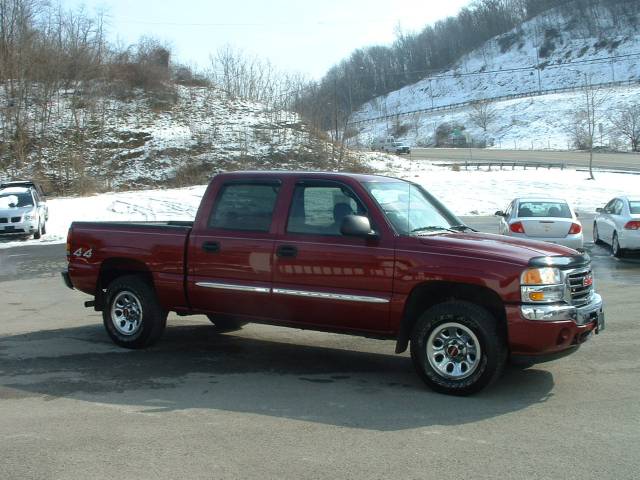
[610,103,640,152]
[570,77,608,179]
[468,100,498,139]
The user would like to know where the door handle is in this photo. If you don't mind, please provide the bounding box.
[202,241,220,253]
[276,245,297,258]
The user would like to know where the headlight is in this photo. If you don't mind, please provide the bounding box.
[23,213,35,221]
[521,267,565,303]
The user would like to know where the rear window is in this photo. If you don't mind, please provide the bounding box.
[629,201,640,214]
[209,183,280,232]
[517,201,572,218]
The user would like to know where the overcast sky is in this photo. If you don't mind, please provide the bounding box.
[62,0,471,79]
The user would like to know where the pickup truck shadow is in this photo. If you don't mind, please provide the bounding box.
[0,323,555,431]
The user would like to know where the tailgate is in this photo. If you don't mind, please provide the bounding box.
[521,218,573,238]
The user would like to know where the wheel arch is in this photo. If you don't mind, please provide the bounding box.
[395,281,507,354]
[95,258,154,311]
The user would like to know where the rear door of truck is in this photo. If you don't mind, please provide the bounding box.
[186,178,284,319]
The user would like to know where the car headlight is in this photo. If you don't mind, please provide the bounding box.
[520,267,565,303]
[23,213,35,221]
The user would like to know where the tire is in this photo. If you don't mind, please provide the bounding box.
[410,301,506,396]
[207,315,248,332]
[592,222,601,244]
[612,232,624,258]
[33,221,42,239]
[103,275,167,349]
[41,221,46,235]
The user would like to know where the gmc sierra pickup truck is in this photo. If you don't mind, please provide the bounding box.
[62,171,604,395]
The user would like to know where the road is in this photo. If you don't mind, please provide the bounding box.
[1,225,639,480]
[411,147,640,171]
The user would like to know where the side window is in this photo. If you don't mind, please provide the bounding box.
[604,199,616,214]
[287,184,366,236]
[505,202,512,218]
[614,200,624,215]
[209,183,280,232]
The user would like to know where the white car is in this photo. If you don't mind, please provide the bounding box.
[593,196,640,257]
[0,186,48,239]
[495,198,583,250]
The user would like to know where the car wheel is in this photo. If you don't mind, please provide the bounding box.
[103,275,167,349]
[612,232,624,258]
[410,301,506,396]
[207,315,248,332]
[41,221,46,235]
[592,223,601,244]
[33,221,42,239]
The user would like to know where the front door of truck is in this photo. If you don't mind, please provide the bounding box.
[271,180,394,333]
[187,179,283,319]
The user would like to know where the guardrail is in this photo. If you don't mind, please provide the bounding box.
[350,78,640,126]
[442,161,566,171]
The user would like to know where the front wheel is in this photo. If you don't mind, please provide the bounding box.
[410,301,506,395]
[593,223,601,244]
[103,275,167,348]
[33,220,42,239]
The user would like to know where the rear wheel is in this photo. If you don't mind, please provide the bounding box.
[592,222,601,244]
[207,315,248,332]
[612,232,624,258]
[103,275,167,348]
[410,301,506,395]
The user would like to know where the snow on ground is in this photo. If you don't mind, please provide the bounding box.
[1,157,637,249]
[0,185,206,249]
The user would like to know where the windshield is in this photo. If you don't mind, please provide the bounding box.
[629,201,640,214]
[517,201,571,218]
[363,181,458,235]
[0,191,33,208]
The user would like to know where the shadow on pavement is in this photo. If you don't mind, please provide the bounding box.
[0,323,555,431]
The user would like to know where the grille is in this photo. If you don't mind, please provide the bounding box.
[0,218,7,223]
[11,216,21,223]
[567,269,593,306]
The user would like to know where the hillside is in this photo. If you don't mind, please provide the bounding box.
[0,84,369,194]
[350,5,640,150]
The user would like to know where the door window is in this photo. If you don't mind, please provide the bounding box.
[287,184,366,236]
[209,183,280,232]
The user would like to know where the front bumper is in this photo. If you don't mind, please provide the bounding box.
[0,219,37,235]
[507,293,604,359]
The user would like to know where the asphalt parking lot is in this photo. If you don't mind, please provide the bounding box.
[1,217,639,479]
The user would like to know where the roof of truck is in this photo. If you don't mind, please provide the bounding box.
[214,170,405,183]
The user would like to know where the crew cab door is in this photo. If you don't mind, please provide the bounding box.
[271,179,395,333]
[187,179,283,319]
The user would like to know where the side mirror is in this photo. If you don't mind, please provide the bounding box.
[595,208,603,213]
[341,215,377,239]
[494,210,505,217]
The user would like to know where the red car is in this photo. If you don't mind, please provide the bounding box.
[62,171,604,395]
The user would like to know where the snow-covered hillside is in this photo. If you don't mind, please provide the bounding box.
[0,85,353,192]
[352,6,640,149]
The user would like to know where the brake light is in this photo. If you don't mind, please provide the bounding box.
[568,223,582,234]
[66,228,72,259]
[624,221,640,230]
[510,222,525,233]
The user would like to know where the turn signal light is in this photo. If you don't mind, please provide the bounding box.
[568,223,582,234]
[624,221,640,230]
[529,292,545,301]
[510,222,525,233]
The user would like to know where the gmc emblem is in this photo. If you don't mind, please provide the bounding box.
[583,274,593,287]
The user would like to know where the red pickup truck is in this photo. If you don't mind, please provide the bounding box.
[62,171,604,395]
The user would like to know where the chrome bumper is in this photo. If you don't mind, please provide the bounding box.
[520,293,604,331]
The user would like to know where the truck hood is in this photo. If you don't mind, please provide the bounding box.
[415,231,576,266]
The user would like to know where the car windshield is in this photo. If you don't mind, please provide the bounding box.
[517,201,571,218]
[0,191,33,208]
[629,201,640,214]
[363,181,457,235]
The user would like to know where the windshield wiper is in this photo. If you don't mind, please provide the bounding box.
[450,224,477,232]
[411,225,457,234]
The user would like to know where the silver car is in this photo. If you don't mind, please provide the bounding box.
[593,196,640,257]
[0,187,48,239]
[495,198,583,250]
